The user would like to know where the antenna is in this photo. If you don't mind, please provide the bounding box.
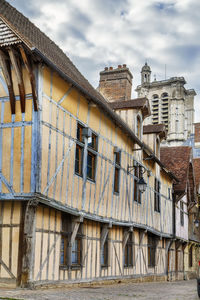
[165,64,167,80]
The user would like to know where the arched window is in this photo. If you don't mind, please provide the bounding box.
[161,92,168,98]
[153,94,159,99]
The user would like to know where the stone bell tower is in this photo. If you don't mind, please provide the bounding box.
[141,62,151,84]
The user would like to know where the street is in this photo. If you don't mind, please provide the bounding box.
[0,279,199,300]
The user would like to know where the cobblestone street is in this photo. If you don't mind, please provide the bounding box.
[0,279,199,300]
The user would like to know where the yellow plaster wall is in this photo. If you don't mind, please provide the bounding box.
[0,201,21,280]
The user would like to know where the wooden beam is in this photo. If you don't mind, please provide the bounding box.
[8,47,26,113]
[0,49,15,114]
[122,230,130,250]
[21,199,38,287]
[122,227,133,250]
[100,225,109,249]
[18,45,38,111]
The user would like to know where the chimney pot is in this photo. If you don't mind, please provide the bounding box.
[123,64,127,68]
[104,67,108,71]
[118,65,122,68]
[109,67,113,70]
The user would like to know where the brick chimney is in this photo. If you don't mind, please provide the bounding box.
[98,65,133,102]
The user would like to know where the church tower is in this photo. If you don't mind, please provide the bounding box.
[141,62,151,84]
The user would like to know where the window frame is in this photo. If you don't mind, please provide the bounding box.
[87,132,98,181]
[134,163,142,204]
[75,123,84,177]
[100,226,109,268]
[189,245,193,267]
[60,215,83,268]
[154,178,161,212]
[180,201,184,226]
[75,123,98,182]
[124,232,134,267]
[113,151,121,194]
[148,234,156,268]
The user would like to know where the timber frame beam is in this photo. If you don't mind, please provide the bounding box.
[122,226,133,250]
[67,216,84,267]
[8,47,26,113]
[18,45,38,111]
[100,223,112,250]
[0,49,15,114]
[0,44,38,114]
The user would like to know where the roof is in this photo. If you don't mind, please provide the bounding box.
[109,98,151,118]
[0,0,175,179]
[143,124,166,139]
[193,158,200,188]
[160,146,192,193]
[0,0,144,145]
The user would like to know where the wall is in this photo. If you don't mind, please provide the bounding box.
[39,65,173,236]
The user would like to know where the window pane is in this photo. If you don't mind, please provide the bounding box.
[87,152,95,180]
[60,237,65,265]
[88,133,97,150]
[75,145,83,175]
[114,167,119,193]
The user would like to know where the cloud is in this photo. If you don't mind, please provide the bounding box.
[7,0,200,121]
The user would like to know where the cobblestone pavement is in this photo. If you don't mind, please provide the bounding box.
[0,279,199,300]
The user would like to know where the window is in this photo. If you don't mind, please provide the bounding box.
[114,151,121,193]
[60,215,83,267]
[87,132,97,181]
[148,235,156,267]
[75,123,84,176]
[136,116,141,139]
[154,178,160,212]
[168,188,171,199]
[75,123,98,181]
[180,201,184,226]
[100,226,109,267]
[134,163,142,204]
[124,232,134,267]
[101,237,108,267]
[189,245,193,267]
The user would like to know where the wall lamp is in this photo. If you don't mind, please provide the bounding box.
[194,219,199,228]
[127,164,147,193]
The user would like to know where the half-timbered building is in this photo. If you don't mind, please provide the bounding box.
[161,146,200,280]
[0,0,197,288]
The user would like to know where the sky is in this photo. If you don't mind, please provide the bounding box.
[7,0,200,121]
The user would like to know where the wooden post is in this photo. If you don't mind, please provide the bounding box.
[21,199,38,287]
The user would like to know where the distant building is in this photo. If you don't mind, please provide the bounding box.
[136,63,196,146]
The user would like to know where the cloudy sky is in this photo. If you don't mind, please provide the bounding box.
[8,0,200,121]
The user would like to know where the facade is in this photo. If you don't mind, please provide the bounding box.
[0,0,199,289]
[160,146,200,280]
[0,0,176,288]
[135,63,196,147]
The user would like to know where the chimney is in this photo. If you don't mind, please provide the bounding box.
[98,65,133,102]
